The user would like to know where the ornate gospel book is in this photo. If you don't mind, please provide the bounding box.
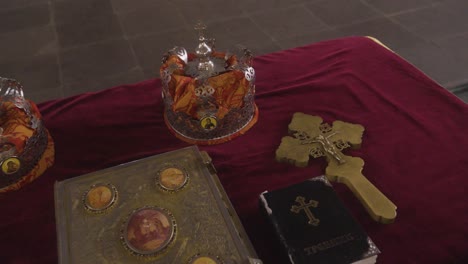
[55,146,262,264]
[259,176,379,264]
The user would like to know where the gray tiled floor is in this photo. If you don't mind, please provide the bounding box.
[1,0,467,103]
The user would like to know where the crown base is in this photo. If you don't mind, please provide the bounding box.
[164,105,258,145]
[0,122,55,193]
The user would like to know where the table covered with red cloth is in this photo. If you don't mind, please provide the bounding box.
[1,37,467,264]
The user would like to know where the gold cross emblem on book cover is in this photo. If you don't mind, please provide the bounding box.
[291,196,320,226]
[276,113,397,224]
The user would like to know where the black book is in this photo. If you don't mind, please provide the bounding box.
[259,175,379,264]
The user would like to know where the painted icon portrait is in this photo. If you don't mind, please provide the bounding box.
[124,207,175,255]
[190,256,219,264]
[83,183,117,212]
[201,117,217,130]
[158,167,188,191]
[1,157,21,175]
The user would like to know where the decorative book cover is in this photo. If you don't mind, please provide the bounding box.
[55,146,262,264]
[259,176,379,264]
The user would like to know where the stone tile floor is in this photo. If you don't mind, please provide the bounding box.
[0,0,467,103]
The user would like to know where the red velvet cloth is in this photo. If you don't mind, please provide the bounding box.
[1,37,467,264]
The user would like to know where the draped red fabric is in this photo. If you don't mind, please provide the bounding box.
[0,37,467,264]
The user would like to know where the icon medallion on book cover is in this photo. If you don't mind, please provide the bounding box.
[121,206,176,257]
[82,183,118,214]
[156,165,189,192]
[188,253,223,264]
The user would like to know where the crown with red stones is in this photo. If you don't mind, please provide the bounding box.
[160,22,258,145]
[0,77,55,193]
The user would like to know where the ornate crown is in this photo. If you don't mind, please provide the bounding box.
[160,22,258,145]
[0,77,55,193]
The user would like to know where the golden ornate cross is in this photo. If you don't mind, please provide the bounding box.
[291,196,320,226]
[277,113,397,224]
